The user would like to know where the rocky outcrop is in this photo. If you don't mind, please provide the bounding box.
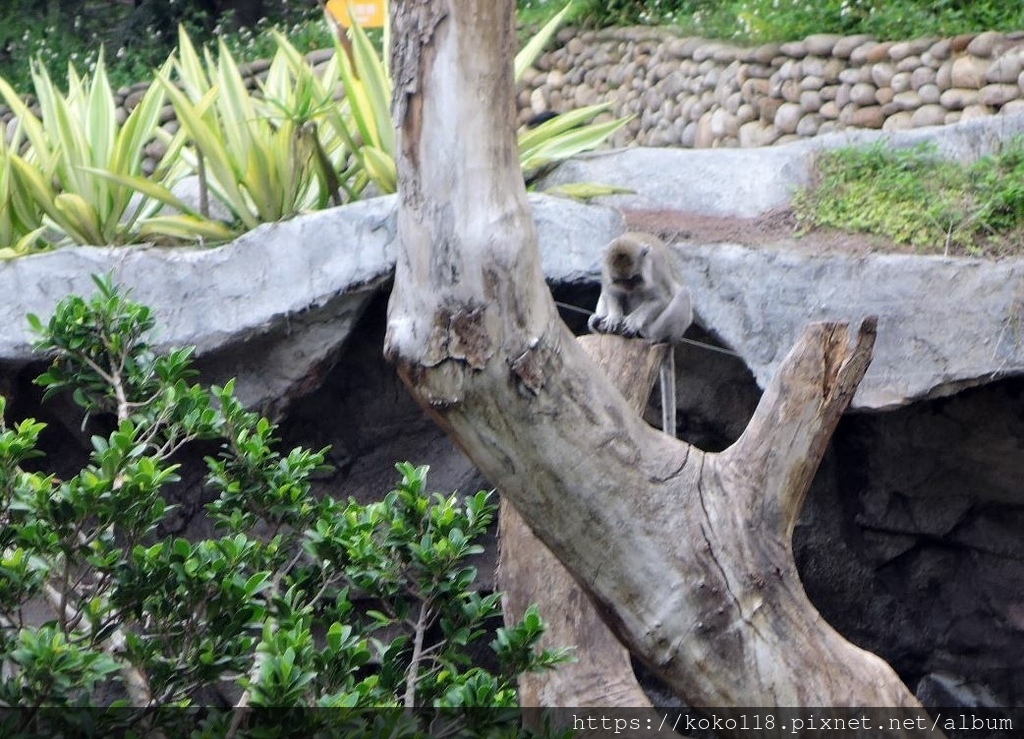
[680,243,1024,410]
[0,194,622,416]
[3,115,1024,414]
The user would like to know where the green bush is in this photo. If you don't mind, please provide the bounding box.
[0,1,327,95]
[793,140,1024,256]
[0,276,570,735]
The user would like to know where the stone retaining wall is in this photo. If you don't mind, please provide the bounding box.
[518,27,1024,148]
[5,29,1024,160]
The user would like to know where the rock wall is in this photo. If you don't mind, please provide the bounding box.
[519,27,1024,148]
[6,28,1024,168]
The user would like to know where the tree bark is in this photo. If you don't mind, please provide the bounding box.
[499,336,675,719]
[385,1,937,733]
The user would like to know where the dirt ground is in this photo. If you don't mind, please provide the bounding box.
[622,208,925,257]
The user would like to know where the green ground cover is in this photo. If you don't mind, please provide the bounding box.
[518,0,1024,44]
[794,141,1024,257]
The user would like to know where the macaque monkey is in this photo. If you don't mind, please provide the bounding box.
[588,232,693,437]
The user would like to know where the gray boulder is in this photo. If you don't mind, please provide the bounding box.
[3,112,1024,415]
[675,243,1024,410]
[537,112,1024,217]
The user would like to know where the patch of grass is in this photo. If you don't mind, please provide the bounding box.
[687,0,1024,44]
[516,0,1024,43]
[793,140,1024,257]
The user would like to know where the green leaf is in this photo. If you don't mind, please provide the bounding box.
[515,2,573,82]
[80,168,192,215]
[521,115,631,172]
[86,50,116,178]
[244,571,271,597]
[361,146,397,193]
[175,25,212,102]
[348,19,394,155]
[138,215,237,242]
[8,157,55,210]
[53,193,105,245]
[0,228,49,258]
[518,103,613,152]
[542,182,636,200]
[0,76,47,154]
[111,63,172,176]
[337,46,380,152]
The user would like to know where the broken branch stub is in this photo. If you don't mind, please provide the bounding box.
[717,317,878,539]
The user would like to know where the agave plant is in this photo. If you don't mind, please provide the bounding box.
[159,29,338,229]
[0,121,47,257]
[260,30,359,206]
[0,54,233,247]
[329,1,628,196]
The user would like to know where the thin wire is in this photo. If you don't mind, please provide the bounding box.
[553,300,742,357]
[554,301,1024,373]
[553,300,598,318]
[554,303,1024,378]
[676,336,742,357]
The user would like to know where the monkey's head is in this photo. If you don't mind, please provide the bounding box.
[605,236,650,291]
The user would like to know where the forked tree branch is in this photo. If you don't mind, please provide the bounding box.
[385,1,937,731]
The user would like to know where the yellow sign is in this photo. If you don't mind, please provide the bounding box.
[326,0,387,28]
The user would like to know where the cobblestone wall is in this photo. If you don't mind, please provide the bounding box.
[518,27,1024,148]
[5,29,1024,159]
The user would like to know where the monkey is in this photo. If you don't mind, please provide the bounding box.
[588,232,693,437]
[589,232,692,341]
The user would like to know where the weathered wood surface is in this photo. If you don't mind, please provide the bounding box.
[386,2,938,734]
[498,336,672,717]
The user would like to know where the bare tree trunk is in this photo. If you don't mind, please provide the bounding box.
[385,1,936,732]
[499,336,676,721]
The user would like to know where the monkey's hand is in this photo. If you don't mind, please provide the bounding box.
[620,313,648,338]
[590,314,626,335]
